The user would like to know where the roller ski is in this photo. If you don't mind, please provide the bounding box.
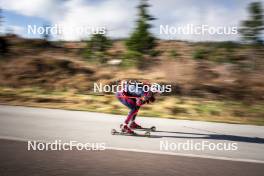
[122,122,156,132]
[111,124,151,137]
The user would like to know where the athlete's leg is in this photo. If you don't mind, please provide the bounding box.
[132,114,136,121]
[116,92,139,125]
[119,96,142,128]
[125,106,139,124]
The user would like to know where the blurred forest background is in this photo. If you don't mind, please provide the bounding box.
[0,0,263,125]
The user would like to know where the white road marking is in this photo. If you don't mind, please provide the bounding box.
[1,136,263,164]
[106,146,264,164]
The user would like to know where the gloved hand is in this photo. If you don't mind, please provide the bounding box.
[136,98,145,106]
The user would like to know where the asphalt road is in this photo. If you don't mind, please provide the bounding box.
[1,139,264,176]
[0,105,264,175]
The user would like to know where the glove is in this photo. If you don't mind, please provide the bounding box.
[136,98,145,106]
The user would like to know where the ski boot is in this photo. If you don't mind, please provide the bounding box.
[121,124,135,134]
[129,121,142,129]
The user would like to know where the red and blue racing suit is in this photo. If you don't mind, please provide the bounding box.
[116,83,155,125]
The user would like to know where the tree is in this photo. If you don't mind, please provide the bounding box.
[42,24,51,41]
[0,8,8,56]
[126,0,156,54]
[83,33,112,63]
[240,2,264,45]
[86,33,112,53]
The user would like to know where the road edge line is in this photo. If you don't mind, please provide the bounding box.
[106,146,264,164]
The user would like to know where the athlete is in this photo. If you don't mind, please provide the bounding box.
[116,80,162,134]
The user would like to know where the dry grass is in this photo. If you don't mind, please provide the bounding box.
[0,86,263,125]
[0,38,263,125]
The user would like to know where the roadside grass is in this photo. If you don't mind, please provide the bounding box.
[0,86,263,125]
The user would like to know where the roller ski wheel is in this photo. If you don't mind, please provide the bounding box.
[149,126,156,132]
[144,131,151,136]
[111,129,118,135]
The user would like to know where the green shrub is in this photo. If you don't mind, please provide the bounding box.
[195,104,221,116]
[208,47,236,64]
[169,49,179,58]
[0,37,8,56]
[82,49,93,59]
[83,33,112,61]
[95,52,107,64]
[215,41,240,49]
[121,50,143,68]
[149,50,161,57]
[192,48,209,60]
